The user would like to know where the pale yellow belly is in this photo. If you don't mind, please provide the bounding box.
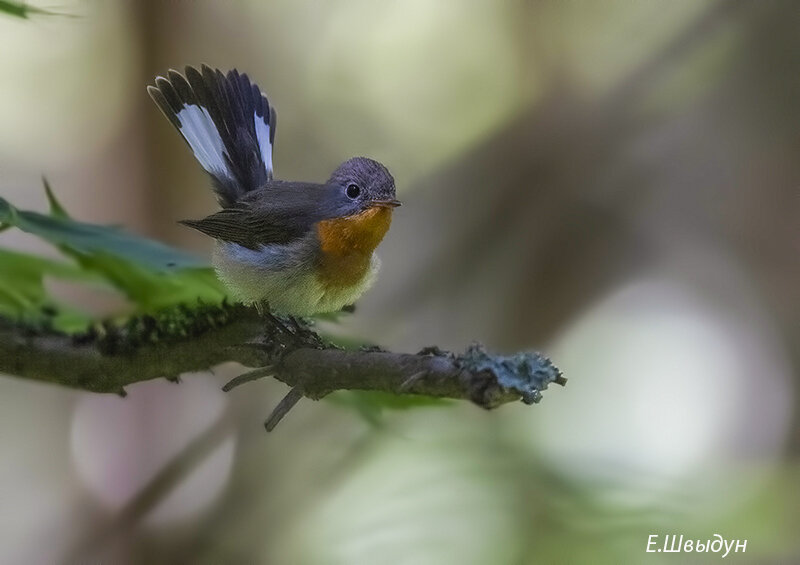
[212,239,381,316]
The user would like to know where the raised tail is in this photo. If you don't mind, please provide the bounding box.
[148,65,277,207]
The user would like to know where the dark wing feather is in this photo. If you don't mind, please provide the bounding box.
[180,208,305,249]
[180,181,337,249]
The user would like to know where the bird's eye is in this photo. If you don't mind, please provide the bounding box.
[346,183,361,199]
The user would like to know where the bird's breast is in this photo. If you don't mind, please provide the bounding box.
[316,206,393,288]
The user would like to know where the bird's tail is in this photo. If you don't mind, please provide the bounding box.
[148,65,276,207]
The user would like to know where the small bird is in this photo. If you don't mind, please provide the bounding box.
[148,66,400,316]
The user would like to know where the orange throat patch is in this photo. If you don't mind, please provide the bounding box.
[316,206,393,289]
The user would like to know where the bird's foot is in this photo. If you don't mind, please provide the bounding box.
[252,302,324,351]
[254,301,293,334]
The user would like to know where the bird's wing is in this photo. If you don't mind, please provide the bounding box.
[148,65,277,207]
[180,182,330,249]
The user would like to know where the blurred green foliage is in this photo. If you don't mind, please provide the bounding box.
[0,0,51,19]
[328,390,450,428]
[0,182,226,329]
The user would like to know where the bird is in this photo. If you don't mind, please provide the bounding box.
[147,65,400,317]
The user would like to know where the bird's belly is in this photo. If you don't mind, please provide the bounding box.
[212,240,380,316]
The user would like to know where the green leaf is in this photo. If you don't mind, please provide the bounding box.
[0,185,228,318]
[0,247,96,330]
[43,177,70,219]
[0,196,207,272]
[72,252,226,311]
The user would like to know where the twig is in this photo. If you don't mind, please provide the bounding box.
[222,365,274,391]
[68,408,237,562]
[264,387,304,431]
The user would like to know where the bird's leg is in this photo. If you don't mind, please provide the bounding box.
[287,315,304,334]
[286,315,326,349]
[253,300,294,336]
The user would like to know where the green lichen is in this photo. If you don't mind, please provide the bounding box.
[458,343,564,405]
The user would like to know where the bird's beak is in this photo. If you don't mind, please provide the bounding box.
[371,199,402,209]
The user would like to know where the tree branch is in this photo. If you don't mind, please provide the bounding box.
[273,346,564,407]
[0,303,565,427]
[0,304,264,394]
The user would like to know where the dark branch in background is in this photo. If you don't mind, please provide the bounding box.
[0,302,564,430]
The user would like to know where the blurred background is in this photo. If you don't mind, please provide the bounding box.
[1,0,799,563]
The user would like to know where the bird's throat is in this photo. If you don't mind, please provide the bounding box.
[316,206,393,288]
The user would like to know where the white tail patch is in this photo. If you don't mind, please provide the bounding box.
[254,109,273,177]
[177,104,231,179]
